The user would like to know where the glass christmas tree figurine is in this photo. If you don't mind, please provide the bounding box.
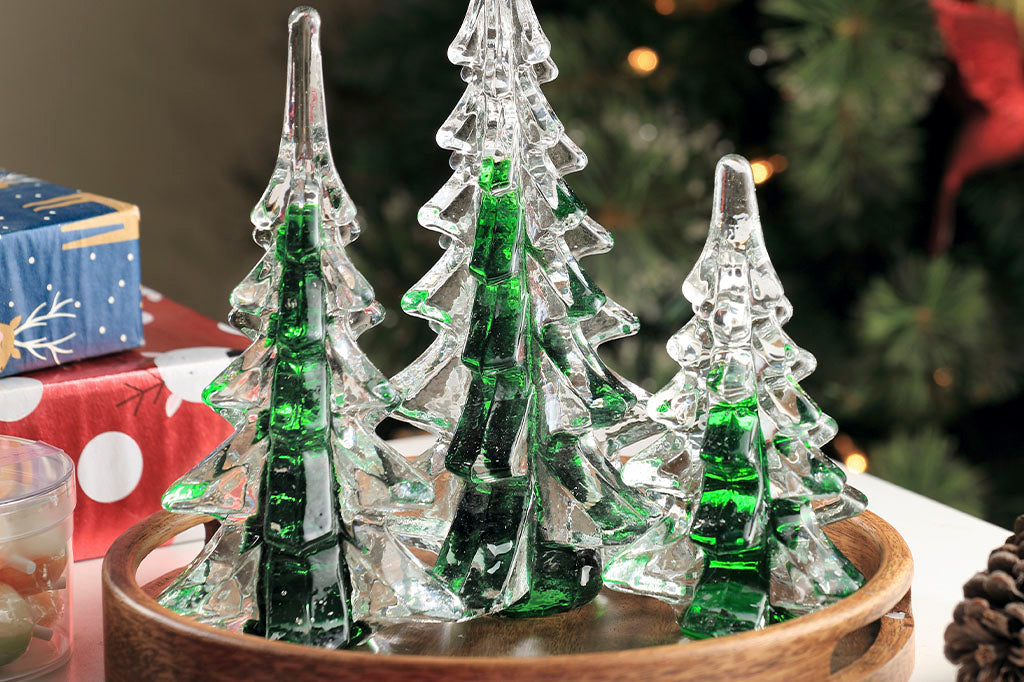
[390,0,660,619]
[157,7,461,647]
[605,155,866,638]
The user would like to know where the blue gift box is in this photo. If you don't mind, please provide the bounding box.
[0,171,143,377]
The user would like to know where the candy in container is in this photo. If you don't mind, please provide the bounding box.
[0,584,33,666]
[0,437,74,679]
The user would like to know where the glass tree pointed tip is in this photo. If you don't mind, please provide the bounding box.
[712,154,760,247]
[251,5,356,230]
[284,5,326,158]
[289,6,321,30]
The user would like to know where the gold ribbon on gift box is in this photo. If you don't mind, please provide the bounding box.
[22,193,139,251]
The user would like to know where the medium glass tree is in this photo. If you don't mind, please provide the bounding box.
[605,155,866,638]
[390,0,659,618]
[157,8,460,647]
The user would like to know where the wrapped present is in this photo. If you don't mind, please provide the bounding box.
[0,171,143,377]
[0,290,248,559]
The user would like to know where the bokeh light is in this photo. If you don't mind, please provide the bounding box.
[750,159,773,184]
[654,0,677,15]
[844,453,868,474]
[768,154,788,172]
[628,47,660,75]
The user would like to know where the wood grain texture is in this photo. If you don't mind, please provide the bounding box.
[102,510,914,682]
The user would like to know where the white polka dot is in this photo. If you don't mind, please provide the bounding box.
[48,210,55,215]
[33,193,41,198]
[127,253,134,262]
[118,280,125,288]
[89,253,96,261]
[7,302,12,308]
[46,284,52,291]
[77,432,143,503]
[73,301,81,308]
[152,347,233,406]
[99,326,106,334]
[14,194,21,199]
[119,334,127,342]
[0,377,44,422]
[27,256,34,264]
[140,287,163,302]
[107,296,115,304]
[141,311,154,325]
[42,216,50,221]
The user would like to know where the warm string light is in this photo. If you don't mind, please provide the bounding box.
[833,433,868,474]
[845,453,869,475]
[654,0,677,14]
[750,160,772,184]
[933,367,953,387]
[768,153,788,172]
[657,0,722,13]
[627,47,660,75]
[748,154,789,184]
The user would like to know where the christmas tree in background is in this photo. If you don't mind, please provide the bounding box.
[607,156,865,638]
[325,0,1018,526]
[158,7,460,646]
[389,0,660,618]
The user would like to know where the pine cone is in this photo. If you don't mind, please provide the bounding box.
[945,514,1024,681]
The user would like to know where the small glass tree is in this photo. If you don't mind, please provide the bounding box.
[390,0,659,618]
[158,8,459,647]
[605,155,866,638]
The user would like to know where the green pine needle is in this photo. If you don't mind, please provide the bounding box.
[854,256,1014,417]
[869,429,987,517]
[763,0,942,230]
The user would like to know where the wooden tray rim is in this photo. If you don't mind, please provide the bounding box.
[102,509,913,670]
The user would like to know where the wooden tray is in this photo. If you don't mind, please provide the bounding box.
[102,510,914,681]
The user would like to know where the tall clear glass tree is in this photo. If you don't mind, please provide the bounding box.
[605,155,866,638]
[390,0,660,618]
[157,7,460,647]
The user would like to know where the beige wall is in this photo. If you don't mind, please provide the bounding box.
[0,1,357,320]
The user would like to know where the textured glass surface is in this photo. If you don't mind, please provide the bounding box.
[605,155,866,638]
[157,8,460,648]
[390,0,660,620]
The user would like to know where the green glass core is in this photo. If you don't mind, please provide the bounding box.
[433,158,647,617]
[242,203,366,647]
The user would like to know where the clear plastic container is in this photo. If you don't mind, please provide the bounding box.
[0,437,74,680]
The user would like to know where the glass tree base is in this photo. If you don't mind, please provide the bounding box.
[500,544,603,618]
[108,508,912,680]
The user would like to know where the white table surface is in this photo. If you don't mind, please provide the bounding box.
[37,437,1011,682]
